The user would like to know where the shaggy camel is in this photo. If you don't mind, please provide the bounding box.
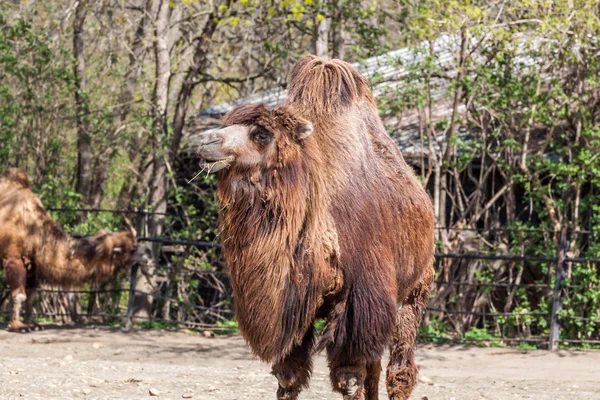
[0,168,152,332]
[195,56,434,400]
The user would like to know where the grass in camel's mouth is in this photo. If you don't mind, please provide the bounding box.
[189,158,234,182]
[201,157,233,167]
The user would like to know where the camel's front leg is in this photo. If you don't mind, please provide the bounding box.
[271,328,315,400]
[4,257,29,333]
[364,358,382,400]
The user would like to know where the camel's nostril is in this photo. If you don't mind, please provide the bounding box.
[196,139,223,159]
[200,139,221,146]
[197,136,222,147]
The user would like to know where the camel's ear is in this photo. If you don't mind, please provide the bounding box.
[295,121,314,141]
[123,216,136,238]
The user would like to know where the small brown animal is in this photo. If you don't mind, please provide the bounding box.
[195,56,434,400]
[0,168,152,332]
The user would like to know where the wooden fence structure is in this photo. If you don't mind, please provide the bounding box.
[1,208,599,351]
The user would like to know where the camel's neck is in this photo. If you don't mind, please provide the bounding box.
[219,169,309,255]
[217,157,330,363]
[36,238,90,286]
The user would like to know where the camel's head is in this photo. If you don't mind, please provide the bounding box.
[102,229,153,268]
[195,104,314,173]
[72,218,153,281]
[111,218,153,266]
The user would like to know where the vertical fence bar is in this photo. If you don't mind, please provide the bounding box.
[125,207,145,330]
[548,226,569,351]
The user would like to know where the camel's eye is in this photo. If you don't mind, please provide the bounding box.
[252,128,272,145]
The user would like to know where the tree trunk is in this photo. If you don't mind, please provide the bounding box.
[312,3,330,57]
[148,0,171,236]
[439,27,467,246]
[170,9,221,161]
[89,0,155,208]
[133,0,173,320]
[332,0,345,60]
[73,0,91,206]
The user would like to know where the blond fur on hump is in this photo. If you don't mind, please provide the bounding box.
[2,168,30,188]
[286,55,375,114]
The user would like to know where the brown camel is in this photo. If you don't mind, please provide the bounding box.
[195,56,434,400]
[0,168,152,332]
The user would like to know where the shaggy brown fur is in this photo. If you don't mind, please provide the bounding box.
[195,56,434,400]
[0,168,150,332]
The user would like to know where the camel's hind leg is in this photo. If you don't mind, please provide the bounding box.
[24,273,42,331]
[271,327,315,400]
[3,257,29,333]
[386,267,433,400]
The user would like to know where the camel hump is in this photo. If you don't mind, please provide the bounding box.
[0,168,30,189]
[287,55,374,114]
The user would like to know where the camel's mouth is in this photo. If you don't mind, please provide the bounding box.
[199,157,235,173]
[131,244,154,265]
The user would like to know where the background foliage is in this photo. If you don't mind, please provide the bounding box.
[1,0,599,344]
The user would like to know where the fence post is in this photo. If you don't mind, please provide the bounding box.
[125,207,145,331]
[548,226,568,351]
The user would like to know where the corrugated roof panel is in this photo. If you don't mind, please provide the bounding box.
[194,33,544,159]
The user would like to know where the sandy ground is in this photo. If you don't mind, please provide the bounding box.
[0,325,599,400]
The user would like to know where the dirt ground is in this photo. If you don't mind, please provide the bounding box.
[1,324,599,400]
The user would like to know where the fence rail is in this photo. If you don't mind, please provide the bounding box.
[1,207,599,349]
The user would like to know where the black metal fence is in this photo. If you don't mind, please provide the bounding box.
[1,207,599,351]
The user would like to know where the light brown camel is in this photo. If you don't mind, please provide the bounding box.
[195,56,435,400]
[0,168,152,332]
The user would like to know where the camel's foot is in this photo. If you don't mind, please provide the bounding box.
[335,374,364,400]
[26,322,44,331]
[7,320,31,333]
[331,365,366,400]
[386,363,417,400]
[274,373,301,400]
[276,387,300,400]
[341,377,364,400]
